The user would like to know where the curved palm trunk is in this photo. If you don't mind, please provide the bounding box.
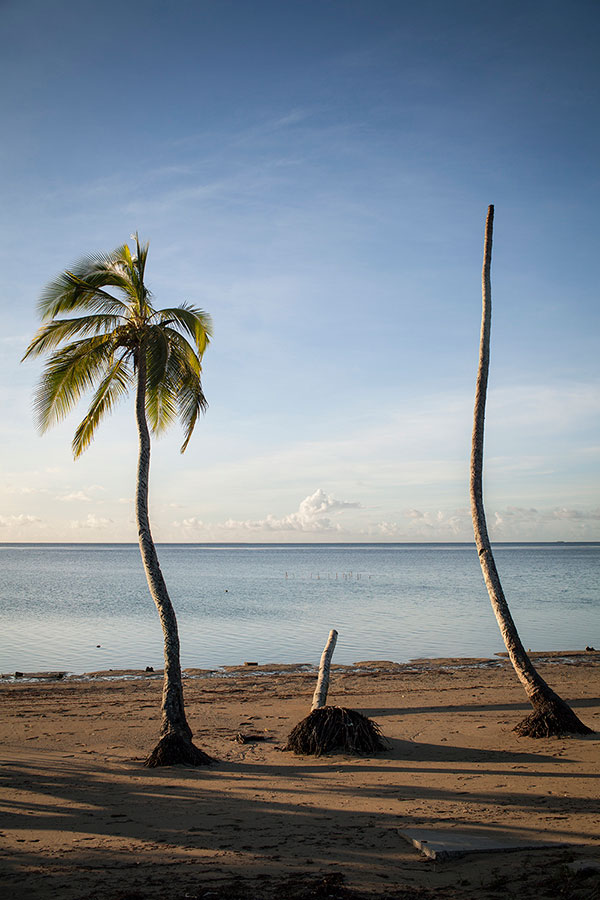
[470,205,592,737]
[135,353,211,766]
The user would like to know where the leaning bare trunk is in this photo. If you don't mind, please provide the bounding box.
[470,205,591,737]
[135,352,211,766]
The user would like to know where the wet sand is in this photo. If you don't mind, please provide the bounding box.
[1,652,599,899]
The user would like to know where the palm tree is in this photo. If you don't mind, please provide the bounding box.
[470,205,592,737]
[23,235,214,765]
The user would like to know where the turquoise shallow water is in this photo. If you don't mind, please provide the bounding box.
[0,542,598,674]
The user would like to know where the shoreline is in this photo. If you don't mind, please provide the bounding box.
[2,648,597,683]
[1,650,599,899]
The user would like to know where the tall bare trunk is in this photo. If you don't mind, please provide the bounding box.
[135,351,211,766]
[470,205,592,737]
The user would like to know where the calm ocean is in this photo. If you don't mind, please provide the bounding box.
[0,543,598,675]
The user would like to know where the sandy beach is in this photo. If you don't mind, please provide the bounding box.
[1,652,599,899]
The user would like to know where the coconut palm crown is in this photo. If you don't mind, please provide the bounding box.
[23,235,210,457]
[23,235,213,766]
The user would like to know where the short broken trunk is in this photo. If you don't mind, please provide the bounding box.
[286,629,387,757]
[145,731,212,767]
[285,706,386,757]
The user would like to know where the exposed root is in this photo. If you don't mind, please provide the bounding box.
[144,732,213,767]
[514,697,594,738]
[285,706,386,757]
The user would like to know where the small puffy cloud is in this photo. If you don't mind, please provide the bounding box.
[374,521,401,537]
[70,513,113,530]
[180,516,204,528]
[224,488,361,533]
[60,491,93,502]
[58,484,106,502]
[0,514,42,527]
[293,489,361,526]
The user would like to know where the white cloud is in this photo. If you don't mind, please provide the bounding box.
[69,513,113,530]
[224,488,361,533]
[484,505,600,540]
[0,514,42,527]
[3,485,49,495]
[378,504,600,541]
[180,516,204,529]
[551,507,600,521]
[176,488,361,536]
[370,507,473,540]
[58,485,106,502]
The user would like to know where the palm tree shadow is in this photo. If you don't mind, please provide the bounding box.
[361,696,600,718]
[381,736,573,766]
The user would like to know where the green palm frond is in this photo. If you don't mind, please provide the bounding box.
[71,252,143,311]
[122,238,150,305]
[157,305,212,355]
[161,331,207,452]
[177,370,208,453]
[38,269,129,320]
[22,315,123,359]
[72,356,133,457]
[144,327,207,449]
[33,336,117,432]
[145,375,179,434]
[144,326,178,433]
[132,233,149,283]
[145,325,170,392]
[160,326,201,363]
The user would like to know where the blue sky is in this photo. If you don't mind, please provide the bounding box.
[1,0,598,542]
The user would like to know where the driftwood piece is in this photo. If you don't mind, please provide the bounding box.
[311,628,338,711]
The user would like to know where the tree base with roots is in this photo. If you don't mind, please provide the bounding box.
[514,696,594,738]
[285,706,386,757]
[144,732,213,767]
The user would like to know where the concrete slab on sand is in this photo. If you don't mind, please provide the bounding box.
[399,828,570,861]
